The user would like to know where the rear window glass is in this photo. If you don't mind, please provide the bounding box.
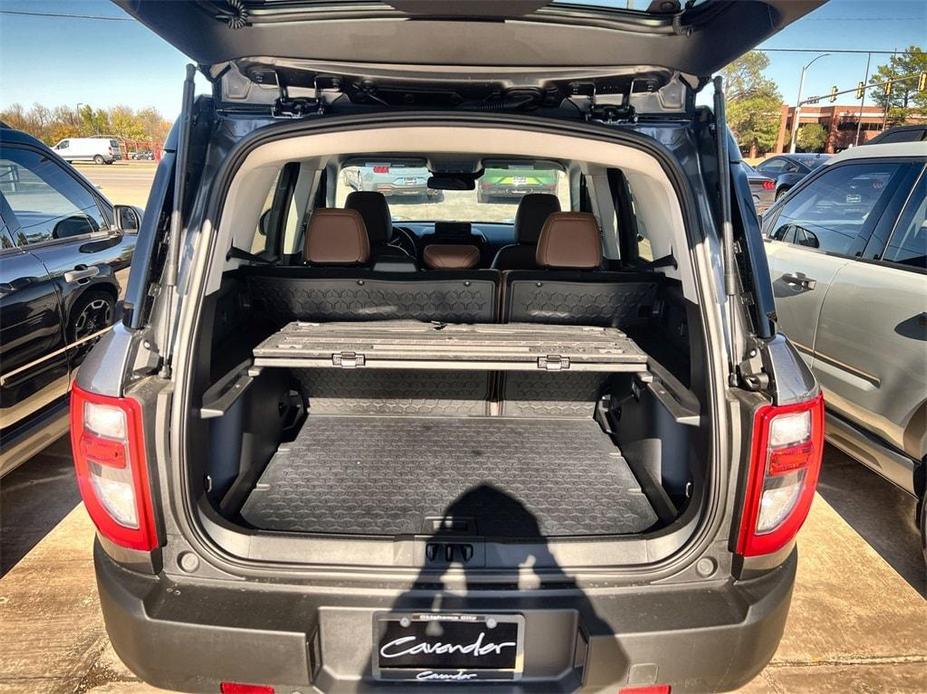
[335,162,570,224]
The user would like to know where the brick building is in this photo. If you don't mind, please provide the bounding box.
[773,104,924,154]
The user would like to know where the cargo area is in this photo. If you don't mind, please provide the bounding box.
[179,141,713,565]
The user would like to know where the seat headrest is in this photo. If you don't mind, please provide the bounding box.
[422,244,481,270]
[535,212,602,269]
[345,191,392,245]
[515,193,561,244]
[304,209,371,265]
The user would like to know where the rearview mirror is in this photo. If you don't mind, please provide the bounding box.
[428,175,475,191]
[114,205,142,232]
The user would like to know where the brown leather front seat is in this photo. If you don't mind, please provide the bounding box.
[535,212,603,270]
[303,208,371,266]
[422,244,481,270]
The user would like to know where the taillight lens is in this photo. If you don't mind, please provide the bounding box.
[70,384,158,551]
[737,394,824,557]
[762,179,775,191]
[372,165,389,174]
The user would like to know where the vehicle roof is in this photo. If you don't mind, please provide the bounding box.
[0,125,48,149]
[786,153,831,161]
[828,141,927,164]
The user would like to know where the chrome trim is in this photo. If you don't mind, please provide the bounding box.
[0,325,112,386]
[812,349,881,388]
[788,339,880,388]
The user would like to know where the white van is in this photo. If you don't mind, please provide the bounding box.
[52,137,122,165]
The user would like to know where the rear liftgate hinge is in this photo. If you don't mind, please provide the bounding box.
[272,72,331,119]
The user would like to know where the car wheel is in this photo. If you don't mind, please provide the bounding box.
[477,190,488,203]
[93,154,105,165]
[775,187,789,200]
[68,290,115,357]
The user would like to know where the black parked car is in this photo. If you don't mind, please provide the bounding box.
[755,153,831,200]
[0,124,140,476]
[73,1,826,692]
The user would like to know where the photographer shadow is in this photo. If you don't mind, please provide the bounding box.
[363,483,628,690]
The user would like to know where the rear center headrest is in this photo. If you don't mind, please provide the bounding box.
[345,191,392,246]
[304,208,371,265]
[422,244,481,270]
[535,212,603,270]
[515,193,561,244]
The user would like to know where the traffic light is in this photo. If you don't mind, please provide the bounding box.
[855,81,865,100]
[919,72,927,92]
[830,85,838,103]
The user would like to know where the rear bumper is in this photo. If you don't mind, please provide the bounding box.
[96,542,796,693]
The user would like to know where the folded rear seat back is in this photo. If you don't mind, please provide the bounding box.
[503,212,660,327]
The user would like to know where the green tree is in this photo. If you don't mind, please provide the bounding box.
[796,123,827,152]
[722,51,783,156]
[869,46,927,123]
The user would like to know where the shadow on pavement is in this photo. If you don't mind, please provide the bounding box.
[0,436,79,577]
[817,445,925,597]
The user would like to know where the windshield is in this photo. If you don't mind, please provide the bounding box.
[336,162,570,224]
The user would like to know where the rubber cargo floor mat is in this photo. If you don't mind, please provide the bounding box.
[239,416,658,537]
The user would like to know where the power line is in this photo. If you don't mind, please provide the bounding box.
[760,48,913,55]
[0,10,133,22]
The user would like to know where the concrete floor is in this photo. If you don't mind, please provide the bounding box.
[0,441,924,693]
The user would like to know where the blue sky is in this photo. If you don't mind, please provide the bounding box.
[0,0,924,122]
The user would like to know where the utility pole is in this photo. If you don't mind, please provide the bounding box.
[789,53,830,153]
[854,52,871,147]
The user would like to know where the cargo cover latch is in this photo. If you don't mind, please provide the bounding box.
[332,351,365,368]
[538,355,570,371]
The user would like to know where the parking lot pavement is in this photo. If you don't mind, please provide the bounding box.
[0,443,924,693]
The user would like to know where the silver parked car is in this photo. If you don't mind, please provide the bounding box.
[763,142,926,543]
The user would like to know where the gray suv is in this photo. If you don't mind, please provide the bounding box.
[71,1,826,692]
[763,142,927,548]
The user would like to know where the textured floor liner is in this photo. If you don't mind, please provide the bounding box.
[239,416,658,537]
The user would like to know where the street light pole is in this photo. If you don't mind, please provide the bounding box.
[788,53,830,153]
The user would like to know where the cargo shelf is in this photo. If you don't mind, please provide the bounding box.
[251,320,649,372]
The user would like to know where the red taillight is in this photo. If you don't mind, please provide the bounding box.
[220,684,275,694]
[737,394,824,557]
[70,384,157,551]
[619,686,671,694]
[762,179,775,191]
[372,165,389,174]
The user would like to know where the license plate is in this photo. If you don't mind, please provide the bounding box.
[512,176,527,184]
[373,613,525,682]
